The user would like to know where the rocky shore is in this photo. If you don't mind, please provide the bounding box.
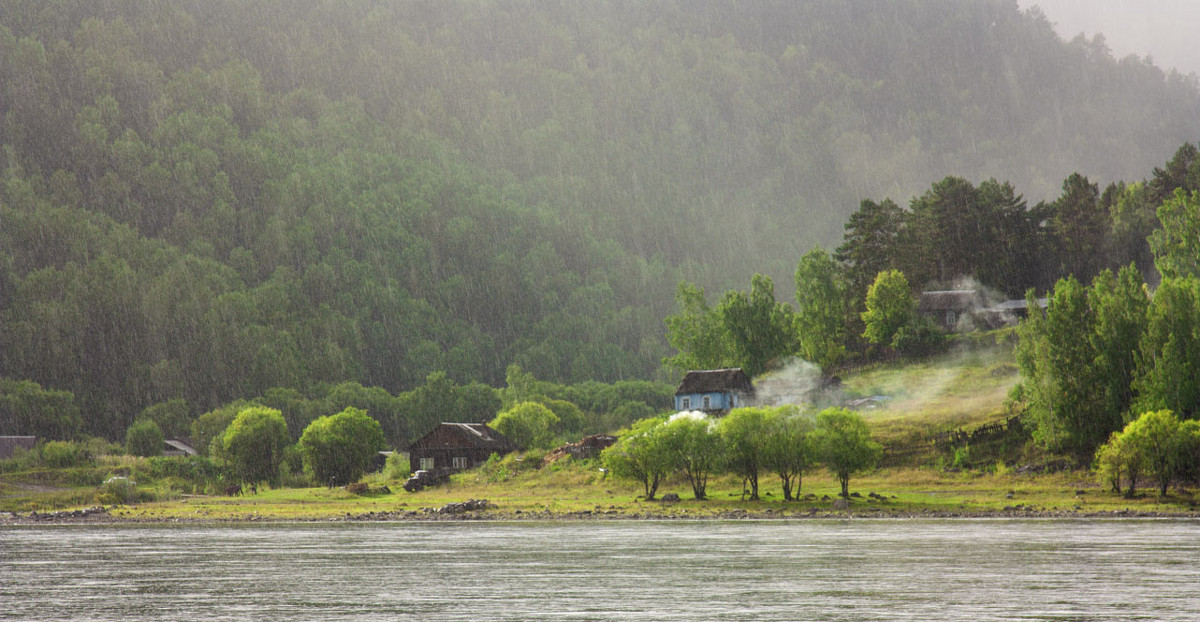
[5,501,1199,525]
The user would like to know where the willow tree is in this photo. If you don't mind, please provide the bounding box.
[811,408,880,499]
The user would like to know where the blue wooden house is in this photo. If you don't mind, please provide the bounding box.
[673,368,754,414]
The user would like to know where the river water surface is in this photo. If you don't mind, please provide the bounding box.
[3,519,1198,621]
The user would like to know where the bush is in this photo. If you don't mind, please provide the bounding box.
[383,452,411,481]
[297,407,387,486]
[217,406,289,484]
[133,456,223,489]
[82,436,121,457]
[490,402,558,449]
[281,444,303,477]
[126,419,164,457]
[96,476,138,505]
[41,440,94,468]
[477,452,511,483]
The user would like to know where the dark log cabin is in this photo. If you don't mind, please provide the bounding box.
[407,423,518,473]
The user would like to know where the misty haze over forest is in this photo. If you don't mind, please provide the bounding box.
[1,0,1199,437]
[1020,0,1200,76]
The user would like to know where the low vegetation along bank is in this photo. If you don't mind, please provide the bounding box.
[3,459,1198,524]
[5,444,1200,523]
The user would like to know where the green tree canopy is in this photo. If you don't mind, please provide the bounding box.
[1016,276,1101,459]
[811,407,881,499]
[718,274,798,377]
[297,406,387,487]
[717,407,772,500]
[0,378,82,440]
[1132,277,1200,420]
[1149,189,1200,281]
[602,415,671,500]
[1099,410,1191,498]
[125,418,163,458]
[836,198,904,309]
[760,405,816,501]
[217,406,289,485]
[135,398,191,440]
[794,247,849,369]
[663,281,735,375]
[489,401,559,450]
[1018,267,1150,461]
[660,412,725,500]
[861,270,916,350]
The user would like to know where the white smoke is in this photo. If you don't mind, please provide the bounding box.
[751,358,843,409]
[668,410,711,423]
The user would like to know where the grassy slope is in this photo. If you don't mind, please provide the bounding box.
[4,346,1199,519]
[842,346,1020,446]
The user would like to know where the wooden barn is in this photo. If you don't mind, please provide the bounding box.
[673,368,754,414]
[163,439,200,457]
[407,423,518,473]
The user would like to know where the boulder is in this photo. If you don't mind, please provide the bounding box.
[437,499,493,514]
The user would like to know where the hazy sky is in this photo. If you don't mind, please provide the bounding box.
[1018,0,1200,76]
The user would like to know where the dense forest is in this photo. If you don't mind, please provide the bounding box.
[3,1,1200,440]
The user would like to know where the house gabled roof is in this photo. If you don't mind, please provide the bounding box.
[675,368,754,396]
[918,290,983,313]
[409,422,518,452]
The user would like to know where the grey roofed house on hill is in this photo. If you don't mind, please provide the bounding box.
[917,290,984,331]
[918,289,1050,332]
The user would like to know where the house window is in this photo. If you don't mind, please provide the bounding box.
[419,457,435,470]
[681,397,691,410]
[946,310,957,327]
[731,394,738,408]
[702,395,711,409]
[452,456,468,469]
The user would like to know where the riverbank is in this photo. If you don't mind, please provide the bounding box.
[6,504,1200,525]
[6,465,1199,525]
[5,441,1199,524]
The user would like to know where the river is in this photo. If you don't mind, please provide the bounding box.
[2,519,1197,620]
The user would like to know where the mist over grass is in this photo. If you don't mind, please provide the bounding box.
[841,346,1020,446]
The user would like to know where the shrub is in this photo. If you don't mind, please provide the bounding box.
[96,476,138,505]
[490,402,558,450]
[297,407,386,486]
[133,456,223,489]
[41,440,94,468]
[281,444,303,477]
[217,406,289,484]
[382,452,411,481]
[126,419,164,457]
[477,452,511,483]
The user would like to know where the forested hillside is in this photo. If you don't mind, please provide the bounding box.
[2,0,1199,437]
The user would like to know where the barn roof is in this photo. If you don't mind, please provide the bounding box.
[675,368,754,395]
[164,439,199,456]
